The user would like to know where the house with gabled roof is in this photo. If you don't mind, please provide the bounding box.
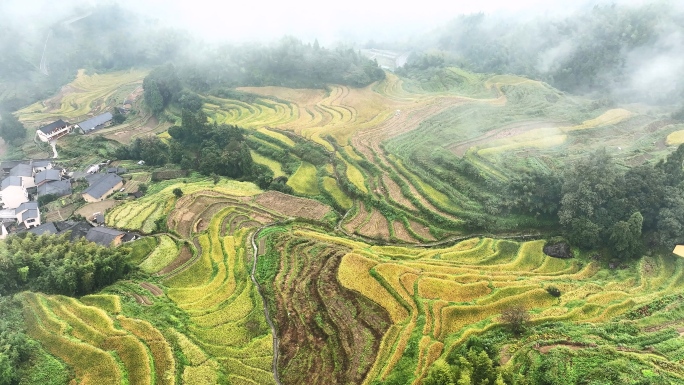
[9,164,35,188]
[0,176,29,209]
[36,119,71,142]
[82,173,123,203]
[15,202,40,229]
[37,179,72,198]
[85,226,124,247]
[77,113,113,134]
[35,169,61,186]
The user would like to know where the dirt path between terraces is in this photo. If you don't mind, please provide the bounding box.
[250,225,282,385]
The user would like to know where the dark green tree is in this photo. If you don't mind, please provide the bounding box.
[656,186,684,249]
[0,112,26,144]
[609,212,643,259]
[173,188,183,198]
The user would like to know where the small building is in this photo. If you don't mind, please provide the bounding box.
[31,160,53,173]
[674,245,684,258]
[0,177,29,209]
[37,180,72,198]
[82,174,123,203]
[128,191,144,199]
[37,119,71,142]
[85,226,124,247]
[15,202,40,229]
[91,212,105,226]
[107,167,127,174]
[9,164,35,188]
[35,169,61,187]
[77,113,113,134]
[27,222,59,236]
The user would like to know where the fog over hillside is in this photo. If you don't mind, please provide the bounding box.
[2,0,684,109]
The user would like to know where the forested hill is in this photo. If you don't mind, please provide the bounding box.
[0,4,383,112]
[177,36,386,90]
[398,2,684,107]
[0,4,183,111]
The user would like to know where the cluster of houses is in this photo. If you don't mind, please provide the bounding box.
[36,112,113,142]
[0,159,136,247]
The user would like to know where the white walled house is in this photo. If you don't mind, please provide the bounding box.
[15,202,40,229]
[36,119,71,142]
[0,177,29,209]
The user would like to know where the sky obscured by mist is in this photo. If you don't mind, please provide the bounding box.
[2,0,665,44]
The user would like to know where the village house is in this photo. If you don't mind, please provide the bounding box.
[37,179,72,198]
[85,226,125,247]
[0,176,29,209]
[82,173,123,202]
[35,169,61,187]
[15,202,41,229]
[36,119,72,142]
[9,163,35,188]
[76,112,113,134]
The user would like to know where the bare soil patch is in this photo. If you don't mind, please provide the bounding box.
[382,175,416,210]
[273,237,391,385]
[343,202,370,233]
[140,282,164,296]
[358,208,390,240]
[44,202,80,222]
[131,293,152,306]
[157,243,193,276]
[408,220,436,241]
[77,200,121,220]
[253,191,331,221]
[392,220,417,243]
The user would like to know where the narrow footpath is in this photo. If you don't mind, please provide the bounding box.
[250,226,282,385]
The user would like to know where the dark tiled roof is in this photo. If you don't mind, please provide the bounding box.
[31,160,52,168]
[18,209,39,222]
[0,161,22,172]
[93,213,105,224]
[15,201,38,214]
[64,222,93,242]
[107,167,127,174]
[35,169,61,184]
[85,226,124,246]
[85,173,107,186]
[37,180,72,197]
[28,222,58,236]
[122,233,137,242]
[78,113,113,133]
[9,163,33,177]
[38,119,68,134]
[1,176,22,190]
[82,174,122,200]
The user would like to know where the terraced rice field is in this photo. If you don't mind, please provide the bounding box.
[254,229,684,384]
[17,69,148,126]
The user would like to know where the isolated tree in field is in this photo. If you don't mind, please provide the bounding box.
[0,112,25,144]
[500,305,530,335]
[173,188,183,198]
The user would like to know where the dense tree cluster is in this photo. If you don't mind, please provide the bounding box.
[424,346,516,385]
[143,64,182,116]
[179,36,385,92]
[0,113,26,145]
[0,233,131,297]
[116,108,280,189]
[507,145,684,256]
